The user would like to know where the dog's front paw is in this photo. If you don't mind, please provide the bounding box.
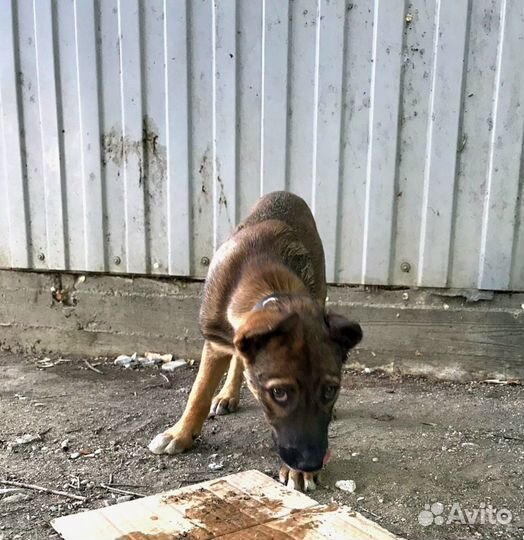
[279,464,319,492]
[209,394,239,416]
[148,425,194,455]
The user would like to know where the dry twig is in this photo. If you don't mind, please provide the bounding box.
[83,359,103,375]
[100,483,145,498]
[0,480,87,502]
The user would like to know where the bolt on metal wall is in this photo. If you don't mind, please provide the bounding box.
[0,0,523,290]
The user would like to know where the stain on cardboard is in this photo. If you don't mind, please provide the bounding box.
[117,533,201,540]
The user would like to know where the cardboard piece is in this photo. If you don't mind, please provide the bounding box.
[52,470,402,539]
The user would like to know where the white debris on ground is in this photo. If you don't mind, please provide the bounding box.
[145,352,173,363]
[7,434,41,450]
[0,493,32,505]
[36,357,72,369]
[114,353,143,368]
[114,352,183,370]
[0,488,24,495]
[208,454,225,471]
[335,480,357,493]
[161,359,188,372]
[69,449,102,460]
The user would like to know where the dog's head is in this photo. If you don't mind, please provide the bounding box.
[233,299,362,472]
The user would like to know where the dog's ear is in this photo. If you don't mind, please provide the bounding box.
[325,312,362,355]
[234,310,299,362]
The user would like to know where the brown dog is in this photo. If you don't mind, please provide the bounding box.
[149,191,362,491]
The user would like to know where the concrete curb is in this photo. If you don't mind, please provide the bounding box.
[1,270,523,380]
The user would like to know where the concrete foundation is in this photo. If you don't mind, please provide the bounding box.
[1,270,523,380]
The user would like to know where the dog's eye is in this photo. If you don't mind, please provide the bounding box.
[271,387,288,403]
[323,385,339,402]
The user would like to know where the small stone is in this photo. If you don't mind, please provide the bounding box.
[208,462,224,471]
[162,359,188,372]
[335,480,356,493]
[372,457,379,462]
[357,496,365,502]
[61,439,70,451]
[69,452,81,459]
[402,292,409,301]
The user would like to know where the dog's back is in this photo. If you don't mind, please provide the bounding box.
[238,191,326,288]
[200,191,326,345]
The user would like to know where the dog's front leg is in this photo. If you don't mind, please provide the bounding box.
[209,355,244,416]
[149,341,230,455]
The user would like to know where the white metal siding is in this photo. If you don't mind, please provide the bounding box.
[0,0,523,290]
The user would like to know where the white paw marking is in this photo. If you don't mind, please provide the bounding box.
[304,477,316,492]
[148,433,170,454]
[148,433,184,455]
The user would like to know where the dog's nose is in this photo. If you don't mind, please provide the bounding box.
[278,446,324,472]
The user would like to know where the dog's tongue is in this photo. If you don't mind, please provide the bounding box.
[322,449,332,466]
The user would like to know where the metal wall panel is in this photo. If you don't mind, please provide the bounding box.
[0,0,523,290]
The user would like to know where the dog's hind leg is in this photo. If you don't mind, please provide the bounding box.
[148,341,230,455]
[209,355,244,416]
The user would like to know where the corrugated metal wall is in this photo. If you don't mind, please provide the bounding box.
[0,0,523,290]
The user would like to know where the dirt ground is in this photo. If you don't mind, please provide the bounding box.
[0,352,523,540]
